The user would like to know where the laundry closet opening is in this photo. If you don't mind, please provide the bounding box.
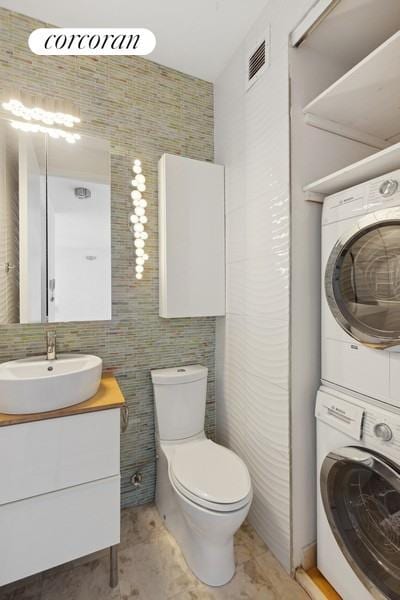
[288,0,400,576]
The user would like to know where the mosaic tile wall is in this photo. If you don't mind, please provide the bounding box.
[0,8,216,507]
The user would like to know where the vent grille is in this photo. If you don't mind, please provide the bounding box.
[248,40,266,82]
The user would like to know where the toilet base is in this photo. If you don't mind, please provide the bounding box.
[155,440,251,587]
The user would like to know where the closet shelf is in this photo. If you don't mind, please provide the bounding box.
[303,141,400,197]
[303,30,400,146]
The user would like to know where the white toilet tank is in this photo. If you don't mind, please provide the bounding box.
[151,365,208,441]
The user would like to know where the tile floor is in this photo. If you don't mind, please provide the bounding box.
[0,504,309,600]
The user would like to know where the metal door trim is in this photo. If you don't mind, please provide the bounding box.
[325,206,400,349]
[321,446,400,600]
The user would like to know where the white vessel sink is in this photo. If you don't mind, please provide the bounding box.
[0,354,102,414]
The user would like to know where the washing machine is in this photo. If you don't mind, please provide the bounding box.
[322,168,400,406]
[316,385,400,600]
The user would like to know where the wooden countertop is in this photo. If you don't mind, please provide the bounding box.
[0,374,125,427]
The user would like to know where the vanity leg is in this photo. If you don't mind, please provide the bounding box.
[110,545,118,588]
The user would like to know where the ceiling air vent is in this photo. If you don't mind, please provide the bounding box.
[246,29,270,91]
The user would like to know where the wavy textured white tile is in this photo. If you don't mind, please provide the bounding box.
[244,255,289,319]
[245,117,290,205]
[245,195,289,258]
[226,206,247,264]
[226,261,246,315]
[215,0,316,573]
[246,376,289,438]
[226,197,290,265]
[245,317,289,389]
[223,314,247,364]
[227,254,289,319]
[250,494,291,571]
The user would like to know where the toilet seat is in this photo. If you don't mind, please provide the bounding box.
[170,439,252,512]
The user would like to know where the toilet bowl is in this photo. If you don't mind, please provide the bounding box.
[151,365,252,587]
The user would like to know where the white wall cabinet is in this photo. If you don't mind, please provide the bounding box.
[158,154,225,318]
[0,409,120,586]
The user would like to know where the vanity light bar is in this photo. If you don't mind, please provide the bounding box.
[2,99,80,128]
[10,120,81,144]
[129,159,149,280]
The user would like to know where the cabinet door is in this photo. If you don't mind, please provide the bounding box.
[0,409,120,505]
[158,154,225,317]
[0,476,120,586]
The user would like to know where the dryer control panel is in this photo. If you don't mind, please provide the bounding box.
[322,168,400,225]
[316,387,400,464]
[363,409,400,458]
[315,391,364,440]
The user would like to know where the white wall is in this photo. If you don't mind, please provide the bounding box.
[47,176,111,322]
[214,0,318,572]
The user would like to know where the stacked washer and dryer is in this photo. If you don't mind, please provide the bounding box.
[317,169,400,600]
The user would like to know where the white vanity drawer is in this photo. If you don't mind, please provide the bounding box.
[0,409,120,505]
[0,475,120,586]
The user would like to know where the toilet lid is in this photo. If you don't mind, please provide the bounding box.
[171,439,251,505]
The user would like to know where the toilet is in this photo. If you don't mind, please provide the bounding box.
[151,364,252,587]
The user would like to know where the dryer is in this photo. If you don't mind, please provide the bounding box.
[322,168,400,406]
[316,385,400,600]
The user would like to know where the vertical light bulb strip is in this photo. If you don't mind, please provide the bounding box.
[129,159,149,280]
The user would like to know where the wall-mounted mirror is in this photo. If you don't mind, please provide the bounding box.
[0,119,111,324]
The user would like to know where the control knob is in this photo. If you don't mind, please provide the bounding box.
[373,422,393,442]
[379,179,398,198]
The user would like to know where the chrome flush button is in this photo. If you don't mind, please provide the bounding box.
[379,179,399,198]
[374,423,393,442]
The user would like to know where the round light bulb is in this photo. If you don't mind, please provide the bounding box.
[135,174,145,184]
[139,199,147,208]
[143,254,149,261]
[135,265,144,273]
[136,257,145,266]
[135,207,145,217]
[140,216,148,224]
[136,248,144,257]
[137,184,146,192]
[129,214,139,224]
[135,239,145,249]
[133,199,140,207]
[131,179,138,187]
[134,223,144,233]
[134,159,141,166]
[133,165,142,174]
[141,232,148,240]
[131,190,141,201]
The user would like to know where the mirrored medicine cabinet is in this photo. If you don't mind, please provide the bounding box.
[0,119,111,324]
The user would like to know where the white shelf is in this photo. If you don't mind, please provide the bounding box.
[303,141,400,198]
[303,30,400,145]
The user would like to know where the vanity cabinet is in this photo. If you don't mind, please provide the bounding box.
[0,377,123,587]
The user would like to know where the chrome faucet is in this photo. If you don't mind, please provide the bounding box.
[47,331,56,361]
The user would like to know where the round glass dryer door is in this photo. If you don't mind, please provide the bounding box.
[325,207,400,349]
[321,447,400,599]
